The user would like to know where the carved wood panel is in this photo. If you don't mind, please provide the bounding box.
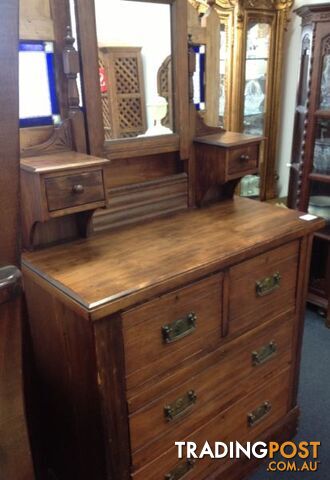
[99,47,147,139]
[20,0,54,40]
[157,55,173,131]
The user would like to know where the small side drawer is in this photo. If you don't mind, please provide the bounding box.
[122,274,223,391]
[131,368,291,480]
[45,170,105,212]
[229,240,299,336]
[226,143,259,178]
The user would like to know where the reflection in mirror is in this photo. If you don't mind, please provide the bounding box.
[192,44,206,112]
[19,41,61,128]
[320,49,330,110]
[243,21,271,137]
[94,0,173,141]
[219,23,226,127]
[313,120,330,175]
[241,21,271,199]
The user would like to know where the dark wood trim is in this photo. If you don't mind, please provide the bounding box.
[50,0,72,121]
[94,315,131,479]
[93,173,188,232]
[74,0,104,156]
[0,1,34,478]
[289,234,314,408]
[103,134,180,160]
[0,0,20,265]
[172,0,189,160]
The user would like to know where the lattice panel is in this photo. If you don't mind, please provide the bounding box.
[101,95,112,140]
[322,35,330,55]
[118,98,144,131]
[159,67,169,94]
[157,55,173,130]
[115,57,140,94]
[99,47,147,138]
[99,56,112,140]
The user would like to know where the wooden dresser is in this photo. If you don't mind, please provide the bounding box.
[22,197,323,480]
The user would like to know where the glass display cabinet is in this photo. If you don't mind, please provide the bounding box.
[188,0,294,200]
[287,4,330,326]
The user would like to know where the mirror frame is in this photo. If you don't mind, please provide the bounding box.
[73,0,189,159]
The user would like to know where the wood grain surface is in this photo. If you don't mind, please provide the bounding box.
[194,131,264,147]
[21,151,109,173]
[22,197,324,319]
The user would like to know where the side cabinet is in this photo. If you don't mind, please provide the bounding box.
[288,4,330,326]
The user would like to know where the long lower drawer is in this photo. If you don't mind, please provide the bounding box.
[131,368,291,480]
[129,311,294,469]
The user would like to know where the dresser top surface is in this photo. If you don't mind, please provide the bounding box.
[20,151,109,174]
[22,197,323,319]
[194,131,264,147]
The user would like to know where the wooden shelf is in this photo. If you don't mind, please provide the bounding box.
[308,291,328,309]
[21,151,109,174]
[314,224,330,241]
[194,131,264,147]
[315,109,330,119]
[309,172,330,184]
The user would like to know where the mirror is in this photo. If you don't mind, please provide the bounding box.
[188,1,225,128]
[19,41,61,128]
[94,0,173,141]
[192,44,206,112]
[243,21,271,136]
[219,23,226,127]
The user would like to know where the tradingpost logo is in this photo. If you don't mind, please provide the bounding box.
[175,441,321,472]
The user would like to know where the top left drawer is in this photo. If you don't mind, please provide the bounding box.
[45,170,105,212]
[123,274,223,391]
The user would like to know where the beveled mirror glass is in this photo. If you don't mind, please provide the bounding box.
[243,21,271,136]
[94,0,173,141]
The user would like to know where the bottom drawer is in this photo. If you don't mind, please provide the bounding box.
[129,312,294,468]
[131,368,291,480]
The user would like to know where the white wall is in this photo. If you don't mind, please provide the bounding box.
[277,0,329,197]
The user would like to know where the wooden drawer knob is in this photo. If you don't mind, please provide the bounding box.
[72,184,84,194]
[240,154,250,162]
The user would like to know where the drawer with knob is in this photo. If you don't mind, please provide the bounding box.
[122,274,223,392]
[228,240,299,337]
[128,311,294,469]
[45,169,105,213]
[226,143,259,180]
[131,368,291,480]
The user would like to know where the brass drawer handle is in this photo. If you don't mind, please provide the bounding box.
[164,390,197,422]
[252,341,277,366]
[239,154,250,162]
[162,312,197,344]
[165,459,196,480]
[256,272,281,297]
[72,184,84,194]
[248,401,272,427]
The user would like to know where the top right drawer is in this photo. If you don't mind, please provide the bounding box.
[229,241,299,336]
[226,143,259,179]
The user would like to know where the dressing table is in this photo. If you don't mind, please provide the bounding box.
[20,1,323,479]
